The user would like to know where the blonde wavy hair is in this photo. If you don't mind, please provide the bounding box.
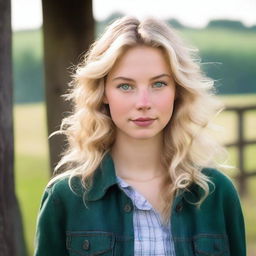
[50,16,226,219]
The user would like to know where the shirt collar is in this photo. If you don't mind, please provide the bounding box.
[117,176,152,211]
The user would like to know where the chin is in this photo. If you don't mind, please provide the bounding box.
[116,127,163,141]
[127,131,160,140]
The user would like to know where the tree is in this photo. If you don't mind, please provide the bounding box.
[0,0,27,255]
[166,18,185,29]
[42,0,94,172]
[207,19,246,30]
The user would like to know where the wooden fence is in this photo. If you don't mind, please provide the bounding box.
[225,105,256,195]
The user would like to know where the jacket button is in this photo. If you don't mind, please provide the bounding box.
[213,242,220,251]
[124,203,132,212]
[175,203,183,212]
[83,239,90,250]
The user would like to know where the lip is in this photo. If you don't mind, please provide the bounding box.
[134,117,155,121]
[131,117,156,127]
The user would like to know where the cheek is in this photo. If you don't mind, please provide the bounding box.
[156,94,175,114]
[107,94,131,117]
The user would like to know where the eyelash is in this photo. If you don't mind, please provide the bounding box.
[117,83,133,91]
[117,81,168,91]
[153,81,167,88]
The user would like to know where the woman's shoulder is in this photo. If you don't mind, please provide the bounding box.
[202,167,233,183]
[202,167,231,181]
[44,175,84,199]
[201,167,240,199]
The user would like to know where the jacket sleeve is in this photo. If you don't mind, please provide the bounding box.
[221,175,246,256]
[34,186,68,256]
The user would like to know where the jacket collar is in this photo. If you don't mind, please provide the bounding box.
[79,153,205,204]
[84,153,118,201]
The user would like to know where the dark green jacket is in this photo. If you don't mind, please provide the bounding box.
[34,154,246,256]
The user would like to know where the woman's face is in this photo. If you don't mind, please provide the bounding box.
[104,45,176,141]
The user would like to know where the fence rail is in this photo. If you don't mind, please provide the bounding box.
[224,105,256,195]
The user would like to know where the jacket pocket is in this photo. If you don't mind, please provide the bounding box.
[66,231,114,256]
[193,234,230,256]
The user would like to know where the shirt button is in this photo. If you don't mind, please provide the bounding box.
[175,203,183,212]
[82,239,90,250]
[124,203,132,212]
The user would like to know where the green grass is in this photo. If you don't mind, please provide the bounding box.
[14,27,256,61]
[15,154,49,251]
[180,28,256,55]
[14,95,256,255]
[14,104,49,255]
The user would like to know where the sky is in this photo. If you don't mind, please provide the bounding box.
[11,0,256,31]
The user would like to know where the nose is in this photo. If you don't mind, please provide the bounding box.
[135,88,152,110]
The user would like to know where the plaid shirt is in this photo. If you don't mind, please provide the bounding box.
[117,177,176,256]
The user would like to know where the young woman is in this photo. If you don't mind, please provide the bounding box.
[34,16,246,256]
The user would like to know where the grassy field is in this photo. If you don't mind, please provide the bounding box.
[181,28,256,55]
[14,104,49,255]
[14,95,256,255]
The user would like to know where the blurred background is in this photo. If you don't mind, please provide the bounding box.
[8,0,256,255]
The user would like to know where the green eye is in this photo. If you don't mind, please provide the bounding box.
[153,81,167,88]
[118,84,132,91]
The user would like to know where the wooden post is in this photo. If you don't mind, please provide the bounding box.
[42,0,94,172]
[237,109,246,195]
[225,105,256,196]
[0,0,27,255]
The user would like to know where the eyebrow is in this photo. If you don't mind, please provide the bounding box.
[112,73,172,82]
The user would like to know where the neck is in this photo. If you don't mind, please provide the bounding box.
[111,132,165,180]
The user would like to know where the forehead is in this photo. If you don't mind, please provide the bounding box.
[107,46,171,79]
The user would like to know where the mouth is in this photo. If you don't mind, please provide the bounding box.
[133,117,156,121]
[131,117,156,127]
